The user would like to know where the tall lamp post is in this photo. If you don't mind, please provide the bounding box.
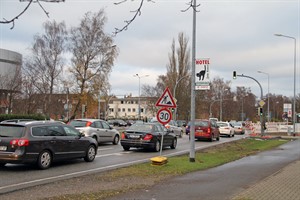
[134,74,149,120]
[274,34,297,134]
[258,71,270,123]
[173,75,189,120]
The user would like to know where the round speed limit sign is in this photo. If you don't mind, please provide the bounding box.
[156,107,172,125]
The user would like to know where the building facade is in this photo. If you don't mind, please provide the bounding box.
[0,49,22,114]
[107,96,157,121]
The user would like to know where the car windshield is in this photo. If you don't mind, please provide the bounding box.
[0,125,25,137]
[232,122,242,126]
[127,124,153,132]
[69,120,87,127]
[194,121,208,127]
[217,122,228,127]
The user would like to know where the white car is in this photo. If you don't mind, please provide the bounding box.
[69,119,120,145]
[217,121,235,137]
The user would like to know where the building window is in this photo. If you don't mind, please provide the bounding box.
[118,108,121,112]
[122,108,125,112]
[133,108,136,112]
[121,101,124,104]
[141,108,144,113]
[128,108,131,112]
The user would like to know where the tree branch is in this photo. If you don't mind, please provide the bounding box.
[113,0,155,35]
[0,0,65,29]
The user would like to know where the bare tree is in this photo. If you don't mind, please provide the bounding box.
[24,20,67,116]
[165,32,191,120]
[68,9,118,119]
[0,0,65,29]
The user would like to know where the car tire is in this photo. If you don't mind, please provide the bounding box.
[37,150,52,170]
[210,134,214,142]
[170,138,177,149]
[112,135,120,145]
[154,140,160,152]
[0,163,6,167]
[123,146,130,151]
[84,145,96,162]
[216,135,220,141]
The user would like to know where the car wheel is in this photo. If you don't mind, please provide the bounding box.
[0,163,6,167]
[170,138,177,149]
[154,140,160,152]
[216,135,220,141]
[37,150,52,170]
[112,135,120,145]
[84,145,96,162]
[210,134,214,142]
[123,146,130,151]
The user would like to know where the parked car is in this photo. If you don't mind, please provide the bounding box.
[217,121,235,137]
[187,119,220,142]
[0,119,35,123]
[113,119,127,127]
[231,121,245,134]
[0,121,98,169]
[68,119,120,145]
[120,122,177,152]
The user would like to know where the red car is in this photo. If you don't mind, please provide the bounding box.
[189,119,220,142]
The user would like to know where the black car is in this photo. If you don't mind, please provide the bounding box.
[0,121,98,169]
[120,122,177,152]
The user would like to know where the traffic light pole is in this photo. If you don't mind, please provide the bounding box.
[235,73,265,136]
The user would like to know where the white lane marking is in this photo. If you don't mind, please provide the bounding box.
[98,147,114,151]
[96,151,132,158]
[0,158,150,191]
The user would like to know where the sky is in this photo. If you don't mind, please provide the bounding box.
[0,0,299,99]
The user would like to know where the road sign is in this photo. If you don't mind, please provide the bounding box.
[259,100,265,107]
[156,108,172,125]
[155,87,176,108]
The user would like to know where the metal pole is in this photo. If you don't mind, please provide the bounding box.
[237,74,264,135]
[258,71,270,122]
[189,0,196,162]
[274,34,297,134]
[98,91,101,119]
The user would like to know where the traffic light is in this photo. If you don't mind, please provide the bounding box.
[257,107,263,116]
[233,71,237,79]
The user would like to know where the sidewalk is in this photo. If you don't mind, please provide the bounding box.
[232,160,300,200]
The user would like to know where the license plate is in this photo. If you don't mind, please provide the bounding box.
[130,134,140,139]
[0,146,7,151]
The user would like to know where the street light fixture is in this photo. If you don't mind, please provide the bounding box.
[134,74,149,120]
[258,70,270,123]
[274,33,297,134]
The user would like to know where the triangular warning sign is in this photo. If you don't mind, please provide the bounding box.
[155,87,177,108]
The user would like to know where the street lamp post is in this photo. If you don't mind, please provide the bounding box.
[134,74,149,120]
[274,34,297,134]
[258,71,270,123]
[173,75,189,120]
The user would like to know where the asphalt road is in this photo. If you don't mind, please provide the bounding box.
[106,139,300,200]
[0,132,246,194]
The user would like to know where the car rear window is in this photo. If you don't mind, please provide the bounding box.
[194,121,208,127]
[69,120,87,127]
[128,124,153,132]
[217,123,227,127]
[0,125,25,137]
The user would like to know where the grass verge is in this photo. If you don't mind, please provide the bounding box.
[45,138,289,200]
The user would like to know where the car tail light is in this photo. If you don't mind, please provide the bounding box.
[143,134,153,141]
[10,139,29,147]
[207,127,211,134]
[121,132,126,139]
[86,121,92,127]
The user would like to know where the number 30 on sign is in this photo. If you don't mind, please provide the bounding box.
[156,107,172,125]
